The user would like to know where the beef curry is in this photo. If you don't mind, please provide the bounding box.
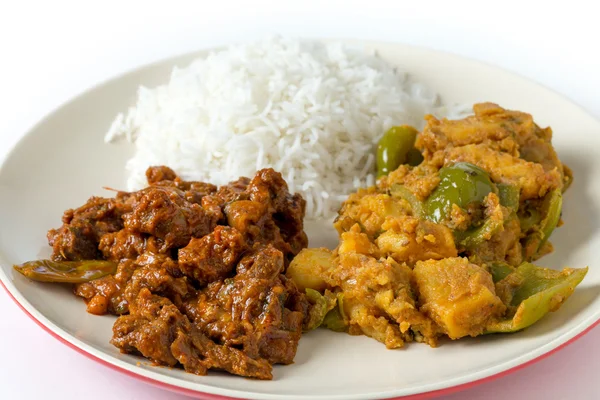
[17,167,310,379]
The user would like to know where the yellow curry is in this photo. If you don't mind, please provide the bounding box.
[287,103,587,348]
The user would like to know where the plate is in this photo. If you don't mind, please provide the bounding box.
[1,40,599,400]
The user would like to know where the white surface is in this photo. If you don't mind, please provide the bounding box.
[1,1,599,399]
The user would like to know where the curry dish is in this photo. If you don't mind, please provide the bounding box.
[14,103,587,379]
[287,103,586,348]
[18,167,310,379]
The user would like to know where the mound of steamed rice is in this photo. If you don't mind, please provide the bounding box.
[105,36,456,220]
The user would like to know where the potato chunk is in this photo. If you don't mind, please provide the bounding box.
[413,257,505,339]
[338,225,381,257]
[375,216,457,265]
[330,252,439,348]
[286,248,334,292]
[334,189,410,237]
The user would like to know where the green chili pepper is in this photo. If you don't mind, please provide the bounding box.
[497,183,520,214]
[14,259,117,283]
[486,262,587,333]
[523,189,563,259]
[455,217,503,249]
[424,162,495,223]
[454,183,518,248]
[376,125,419,177]
[389,184,424,218]
[488,262,516,283]
[304,289,337,332]
[538,189,562,249]
[322,293,348,332]
[519,208,542,232]
[455,184,519,248]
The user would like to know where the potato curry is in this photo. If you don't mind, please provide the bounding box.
[14,103,587,379]
[287,103,586,348]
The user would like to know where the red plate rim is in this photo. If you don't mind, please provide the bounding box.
[2,279,599,400]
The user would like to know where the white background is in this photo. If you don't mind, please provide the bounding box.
[1,1,599,399]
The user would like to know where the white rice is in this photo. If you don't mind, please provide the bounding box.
[105,36,464,220]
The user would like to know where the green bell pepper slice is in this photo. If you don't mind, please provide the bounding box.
[488,261,516,283]
[537,189,563,249]
[519,208,542,232]
[455,217,503,249]
[486,262,587,333]
[523,189,563,259]
[304,288,337,332]
[455,183,519,249]
[497,183,520,214]
[389,184,424,219]
[322,293,348,332]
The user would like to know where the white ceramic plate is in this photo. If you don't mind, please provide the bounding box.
[1,40,599,400]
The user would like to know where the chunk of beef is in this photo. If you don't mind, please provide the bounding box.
[178,226,248,286]
[122,254,195,310]
[183,244,308,365]
[200,195,224,225]
[224,200,266,233]
[213,177,251,205]
[48,226,99,261]
[75,253,193,316]
[182,182,218,204]
[220,169,308,263]
[146,166,177,184]
[123,186,221,250]
[112,288,272,379]
[112,288,188,366]
[247,169,308,258]
[146,166,218,205]
[47,197,124,261]
[98,230,165,261]
[236,243,283,279]
[171,325,272,379]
